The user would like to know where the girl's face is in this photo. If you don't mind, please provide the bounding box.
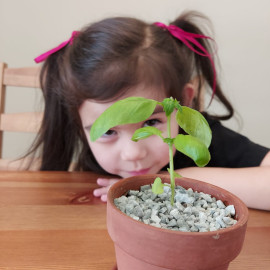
[79,86,179,178]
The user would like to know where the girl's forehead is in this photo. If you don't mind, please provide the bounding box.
[78,85,167,125]
[84,84,166,108]
[121,85,167,100]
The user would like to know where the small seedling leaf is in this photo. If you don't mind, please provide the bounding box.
[152,177,165,194]
[162,98,176,117]
[163,138,174,146]
[161,97,182,117]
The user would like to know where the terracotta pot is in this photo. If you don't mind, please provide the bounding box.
[107,174,249,270]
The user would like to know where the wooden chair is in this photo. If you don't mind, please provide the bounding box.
[0,62,43,170]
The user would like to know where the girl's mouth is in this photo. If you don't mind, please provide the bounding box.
[128,168,150,176]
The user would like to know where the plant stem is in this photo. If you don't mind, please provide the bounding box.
[167,114,175,205]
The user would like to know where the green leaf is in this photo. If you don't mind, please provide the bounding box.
[161,97,175,117]
[167,168,182,178]
[152,177,165,194]
[132,126,163,142]
[161,97,182,117]
[174,134,211,167]
[163,138,174,146]
[90,97,158,141]
[176,106,212,148]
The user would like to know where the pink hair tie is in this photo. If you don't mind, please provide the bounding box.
[154,22,216,99]
[34,31,80,63]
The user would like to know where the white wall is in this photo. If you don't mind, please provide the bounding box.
[0,0,269,159]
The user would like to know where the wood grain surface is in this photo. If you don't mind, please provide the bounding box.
[0,171,269,269]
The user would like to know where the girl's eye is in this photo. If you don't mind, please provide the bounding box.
[102,129,117,137]
[143,119,161,127]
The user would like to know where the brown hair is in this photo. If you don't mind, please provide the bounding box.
[28,11,234,172]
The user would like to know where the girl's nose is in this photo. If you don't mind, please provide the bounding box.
[120,140,147,161]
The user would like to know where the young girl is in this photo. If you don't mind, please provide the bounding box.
[31,11,270,210]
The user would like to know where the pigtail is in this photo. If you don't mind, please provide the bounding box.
[28,49,77,170]
[171,11,234,120]
[42,54,76,170]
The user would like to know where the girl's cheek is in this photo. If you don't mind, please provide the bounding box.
[88,141,106,160]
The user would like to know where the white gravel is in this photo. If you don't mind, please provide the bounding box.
[114,184,237,232]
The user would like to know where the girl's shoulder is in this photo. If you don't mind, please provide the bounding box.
[205,115,269,167]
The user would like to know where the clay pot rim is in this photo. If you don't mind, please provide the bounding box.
[108,174,249,237]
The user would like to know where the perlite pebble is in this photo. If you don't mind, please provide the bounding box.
[114,184,237,232]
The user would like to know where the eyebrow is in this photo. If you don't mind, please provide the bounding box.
[152,105,165,115]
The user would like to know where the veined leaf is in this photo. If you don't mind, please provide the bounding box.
[90,97,158,141]
[176,106,212,148]
[174,134,211,167]
[132,126,163,142]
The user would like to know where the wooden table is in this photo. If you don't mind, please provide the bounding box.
[0,171,269,270]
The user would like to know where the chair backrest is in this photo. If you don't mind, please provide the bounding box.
[0,62,43,170]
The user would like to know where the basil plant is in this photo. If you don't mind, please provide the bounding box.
[90,97,212,205]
